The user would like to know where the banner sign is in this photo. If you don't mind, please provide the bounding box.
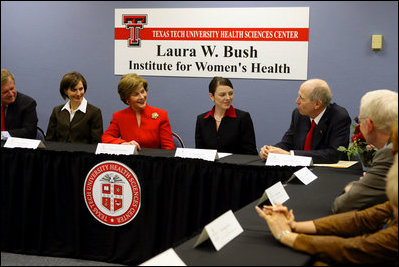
[115,7,309,80]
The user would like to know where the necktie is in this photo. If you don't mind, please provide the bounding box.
[1,105,5,131]
[304,120,316,151]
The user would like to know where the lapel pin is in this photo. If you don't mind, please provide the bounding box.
[152,112,159,119]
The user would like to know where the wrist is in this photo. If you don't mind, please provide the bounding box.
[290,221,297,232]
[277,230,291,241]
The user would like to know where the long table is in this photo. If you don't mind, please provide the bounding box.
[1,141,302,265]
[174,164,363,265]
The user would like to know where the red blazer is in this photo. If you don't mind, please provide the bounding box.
[102,105,175,149]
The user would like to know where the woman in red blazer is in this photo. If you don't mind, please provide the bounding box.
[102,74,174,150]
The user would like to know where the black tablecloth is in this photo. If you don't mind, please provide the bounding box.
[1,141,301,265]
[175,164,363,266]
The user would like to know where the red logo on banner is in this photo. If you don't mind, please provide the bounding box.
[84,161,141,226]
[122,15,147,47]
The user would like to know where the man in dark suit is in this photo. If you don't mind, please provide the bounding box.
[1,69,38,139]
[259,78,351,163]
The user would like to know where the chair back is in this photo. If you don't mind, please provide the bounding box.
[36,126,46,141]
[172,132,185,148]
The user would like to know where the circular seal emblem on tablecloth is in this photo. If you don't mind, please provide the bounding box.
[84,161,141,226]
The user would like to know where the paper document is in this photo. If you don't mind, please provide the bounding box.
[175,148,218,161]
[313,160,358,168]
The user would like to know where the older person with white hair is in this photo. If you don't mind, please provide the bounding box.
[332,89,398,213]
[259,78,351,163]
[255,153,398,265]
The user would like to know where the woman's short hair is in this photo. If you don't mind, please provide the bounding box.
[360,89,398,133]
[59,71,87,100]
[1,69,15,86]
[386,153,398,208]
[209,76,233,95]
[118,73,148,104]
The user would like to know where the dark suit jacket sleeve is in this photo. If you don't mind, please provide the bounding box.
[276,104,351,163]
[238,112,258,155]
[275,109,296,151]
[45,107,59,141]
[7,93,38,139]
[195,115,205,149]
[293,107,351,163]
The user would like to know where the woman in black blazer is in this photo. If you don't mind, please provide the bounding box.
[45,71,103,144]
[195,76,258,155]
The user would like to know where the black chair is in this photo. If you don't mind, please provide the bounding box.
[172,132,185,148]
[36,126,46,141]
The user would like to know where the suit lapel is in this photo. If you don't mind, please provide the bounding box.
[312,106,330,149]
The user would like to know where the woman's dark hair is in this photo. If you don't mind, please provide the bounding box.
[59,71,87,100]
[208,76,233,95]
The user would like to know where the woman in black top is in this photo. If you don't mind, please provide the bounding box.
[195,76,257,155]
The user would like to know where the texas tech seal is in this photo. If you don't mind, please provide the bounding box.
[84,161,141,226]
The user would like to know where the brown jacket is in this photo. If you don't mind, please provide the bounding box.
[45,102,103,144]
[294,201,398,265]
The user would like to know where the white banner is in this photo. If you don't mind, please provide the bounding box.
[115,7,309,80]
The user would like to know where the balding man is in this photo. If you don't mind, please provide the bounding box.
[259,78,351,163]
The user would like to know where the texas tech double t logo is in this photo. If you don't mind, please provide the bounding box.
[123,15,147,47]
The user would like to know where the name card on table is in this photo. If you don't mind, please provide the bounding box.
[4,137,45,149]
[139,248,186,266]
[175,147,219,161]
[1,131,11,141]
[257,181,290,207]
[266,153,313,166]
[193,210,243,251]
[95,143,138,155]
[293,167,318,185]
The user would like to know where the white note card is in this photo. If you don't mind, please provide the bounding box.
[265,181,290,207]
[139,248,186,266]
[217,152,233,159]
[4,137,45,149]
[256,191,269,206]
[294,167,318,185]
[175,148,218,161]
[95,143,138,155]
[266,153,312,166]
[193,210,243,251]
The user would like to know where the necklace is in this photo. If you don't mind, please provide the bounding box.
[214,116,222,122]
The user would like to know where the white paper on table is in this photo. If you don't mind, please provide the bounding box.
[139,248,186,266]
[266,153,312,166]
[193,210,243,251]
[175,147,218,161]
[4,137,45,149]
[294,167,318,185]
[265,181,290,207]
[217,152,233,159]
[95,143,138,155]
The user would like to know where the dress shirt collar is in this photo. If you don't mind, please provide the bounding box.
[204,105,237,119]
[311,107,326,125]
[62,97,87,114]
